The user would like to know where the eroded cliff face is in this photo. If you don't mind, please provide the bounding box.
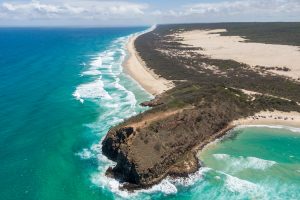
[102,127,141,184]
[101,88,252,188]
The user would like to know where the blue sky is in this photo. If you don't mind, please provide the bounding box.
[0,0,299,26]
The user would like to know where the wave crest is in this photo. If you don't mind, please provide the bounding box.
[213,154,276,171]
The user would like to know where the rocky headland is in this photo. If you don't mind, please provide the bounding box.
[102,23,300,189]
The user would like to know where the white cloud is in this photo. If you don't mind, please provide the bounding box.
[182,0,300,16]
[0,0,299,26]
[2,1,63,13]
[0,0,148,21]
[149,0,300,19]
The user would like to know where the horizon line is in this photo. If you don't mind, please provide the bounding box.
[0,21,300,28]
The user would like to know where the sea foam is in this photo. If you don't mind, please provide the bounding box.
[75,31,150,199]
[225,173,258,193]
[213,154,276,171]
[76,148,94,160]
[90,56,102,68]
[73,79,112,102]
[236,124,300,133]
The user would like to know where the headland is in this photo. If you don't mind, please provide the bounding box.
[102,23,300,189]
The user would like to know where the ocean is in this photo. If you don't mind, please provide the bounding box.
[0,27,300,200]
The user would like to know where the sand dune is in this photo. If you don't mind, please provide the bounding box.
[178,29,300,80]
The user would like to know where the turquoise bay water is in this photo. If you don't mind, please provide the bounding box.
[1,28,300,200]
[198,126,300,200]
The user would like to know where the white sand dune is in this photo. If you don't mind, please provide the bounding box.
[178,29,300,80]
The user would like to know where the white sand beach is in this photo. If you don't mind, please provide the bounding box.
[232,110,300,128]
[177,29,300,80]
[124,34,174,96]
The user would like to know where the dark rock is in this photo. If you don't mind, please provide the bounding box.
[140,96,164,107]
[102,127,134,161]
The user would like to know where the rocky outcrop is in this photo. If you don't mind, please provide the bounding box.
[101,82,300,189]
[140,95,164,107]
[101,93,248,188]
[168,152,200,177]
[101,127,133,159]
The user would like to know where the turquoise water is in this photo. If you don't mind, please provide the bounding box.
[198,126,300,200]
[0,27,151,200]
[1,28,300,200]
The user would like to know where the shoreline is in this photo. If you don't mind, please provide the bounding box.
[196,110,300,172]
[123,28,174,96]
[197,110,300,163]
[199,110,300,153]
[212,110,300,150]
[232,110,300,128]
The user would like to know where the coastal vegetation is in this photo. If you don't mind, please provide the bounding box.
[102,23,300,189]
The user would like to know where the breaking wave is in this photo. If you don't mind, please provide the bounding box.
[74,27,156,199]
[236,125,300,133]
[213,154,277,171]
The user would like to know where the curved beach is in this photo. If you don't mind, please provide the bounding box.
[123,32,174,96]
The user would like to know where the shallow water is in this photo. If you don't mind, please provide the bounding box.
[198,126,300,200]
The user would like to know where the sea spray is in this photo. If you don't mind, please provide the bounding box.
[74,30,153,198]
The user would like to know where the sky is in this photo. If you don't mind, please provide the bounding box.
[0,0,299,26]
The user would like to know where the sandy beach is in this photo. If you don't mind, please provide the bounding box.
[123,33,174,96]
[232,110,300,128]
[177,29,300,81]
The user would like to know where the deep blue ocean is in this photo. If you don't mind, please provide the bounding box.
[1,27,300,200]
